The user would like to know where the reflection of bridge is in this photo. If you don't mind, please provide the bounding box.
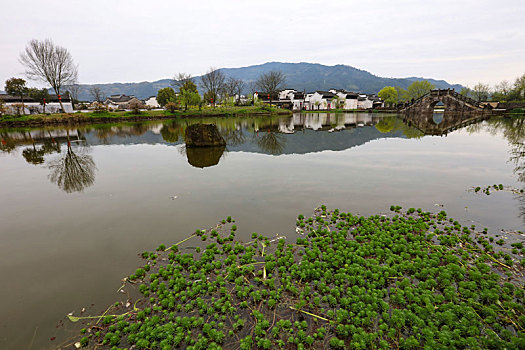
[401,112,488,136]
[401,89,491,115]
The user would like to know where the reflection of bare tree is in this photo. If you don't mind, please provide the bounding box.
[22,130,63,164]
[47,133,96,193]
[255,132,286,155]
[22,144,45,164]
[484,117,525,183]
[220,128,246,146]
[482,116,525,222]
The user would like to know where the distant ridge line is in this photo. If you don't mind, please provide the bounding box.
[69,62,463,101]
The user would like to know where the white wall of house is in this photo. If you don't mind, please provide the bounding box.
[309,92,337,110]
[303,93,314,110]
[5,102,74,114]
[279,89,296,100]
[343,97,358,110]
[357,95,373,109]
[333,92,357,110]
[145,96,160,108]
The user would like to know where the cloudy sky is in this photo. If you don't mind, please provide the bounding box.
[1,0,523,88]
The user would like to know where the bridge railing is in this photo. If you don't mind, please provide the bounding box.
[402,89,484,111]
[402,91,431,110]
[449,90,482,107]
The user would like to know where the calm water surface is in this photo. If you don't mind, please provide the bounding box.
[0,113,524,348]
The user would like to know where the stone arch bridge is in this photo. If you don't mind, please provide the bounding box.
[400,89,493,135]
[401,89,490,115]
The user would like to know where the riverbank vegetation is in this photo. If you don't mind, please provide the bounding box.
[379,73,525,106]
[0,106,291,127]
[65,206,524,349]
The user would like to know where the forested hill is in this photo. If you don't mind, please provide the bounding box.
[73,62,463,101]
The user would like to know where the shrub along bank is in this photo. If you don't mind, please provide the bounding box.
[0,106,292,127]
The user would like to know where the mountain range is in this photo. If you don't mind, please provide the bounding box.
[69,62,463,101]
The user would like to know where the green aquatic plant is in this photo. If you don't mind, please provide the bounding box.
[68,207,525,349]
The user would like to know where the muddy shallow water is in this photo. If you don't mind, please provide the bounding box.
[0,113,524,348]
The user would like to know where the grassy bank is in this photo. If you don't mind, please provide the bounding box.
[63,206,524,349]
[0,106,292,128]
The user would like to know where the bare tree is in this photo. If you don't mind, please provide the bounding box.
[222,77,245,104]
[19,39,78,112]
[66,82,81,105]
[495,80,512,98]
[172,73,194,92]
[200,67,225,107]
[471,82,490,102]
[89,86,105,102]
[255,71,286,99]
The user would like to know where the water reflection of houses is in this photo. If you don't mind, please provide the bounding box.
[0,129,85,147]
[274,113,382,133]
[1,114,409,158]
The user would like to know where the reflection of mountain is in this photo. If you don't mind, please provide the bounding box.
[81,126,404,155]
[77,118,408,155]
[2,115,414,156]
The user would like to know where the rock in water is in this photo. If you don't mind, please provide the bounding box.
[185,124,226,147]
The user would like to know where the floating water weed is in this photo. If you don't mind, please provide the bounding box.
[69,207,525,349]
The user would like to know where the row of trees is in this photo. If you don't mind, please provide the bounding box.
[378,73,525,107]
[459,74,525,102]
[156,69,286,109]
[378,81,436,107]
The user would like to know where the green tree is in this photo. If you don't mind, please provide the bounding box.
[27,87,50,104]
[179,90,201,111]
[407,80,435,101]
[460,87,472,98]
[180,80,198,94]
[513,73,525,100]
[378,86,398,107]
[157,87,177,107]
[395,87,408,103]
[5,78,28,114]
[491,80,512,101]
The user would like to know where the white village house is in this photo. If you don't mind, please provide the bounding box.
[104,95,143,109]
[329,89,359,110]
[144,96,160,108]
[307,91,337,110]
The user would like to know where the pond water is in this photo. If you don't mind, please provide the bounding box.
[0,113,524,348]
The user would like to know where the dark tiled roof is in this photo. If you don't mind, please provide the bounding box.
[0,94,34,102]
[49,95,71,102]
[106,95,136,103]
[318,91,335,98]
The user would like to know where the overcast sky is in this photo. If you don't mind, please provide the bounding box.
[1,0,524,88]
